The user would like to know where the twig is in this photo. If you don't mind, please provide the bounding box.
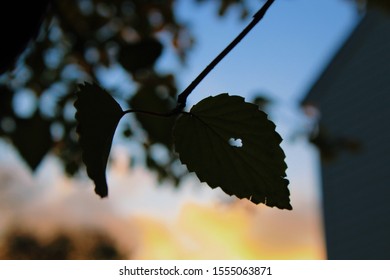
[175,0,276,111]
[123,0,276,117]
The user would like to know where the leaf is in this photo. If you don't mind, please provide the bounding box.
[173,94,292,210]
[119,38,163,74]
[11,113,53,170]
[74,82,124,197]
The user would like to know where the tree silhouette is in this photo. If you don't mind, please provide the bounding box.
[1,0,195,179]
[2,0,381,210]
[0,228,124,260]
[1,0,259,179]
[73,0,292,209]
[16,0,390,210]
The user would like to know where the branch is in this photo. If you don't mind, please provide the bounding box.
[123,0,276,117]
[175,0,276,110]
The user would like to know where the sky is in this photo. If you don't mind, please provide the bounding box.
[163,0,359,104]
[0,0,361,259]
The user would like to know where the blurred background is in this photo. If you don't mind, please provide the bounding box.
[1,0,387,259]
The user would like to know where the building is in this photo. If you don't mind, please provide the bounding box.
[302,8,390,259]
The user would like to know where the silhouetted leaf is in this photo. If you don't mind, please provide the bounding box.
[11,113,53,170]
[119,38,163,74]
[174,94,292,210]
[74,83,124,197]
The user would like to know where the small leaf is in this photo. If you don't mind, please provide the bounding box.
[173,94,292,210]
[74,83,124,197]
[119,38,163,74]
[11,113,53,170]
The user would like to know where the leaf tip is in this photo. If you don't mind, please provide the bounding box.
[95,184,108,198]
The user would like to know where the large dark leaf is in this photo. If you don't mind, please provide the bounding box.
[173,94,292,210]
[74,83,124,197]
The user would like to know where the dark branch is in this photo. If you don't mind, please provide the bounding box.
[123,0,275,117]
[175,0,276,110]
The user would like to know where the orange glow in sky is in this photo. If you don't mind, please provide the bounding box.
[133,201,325,260]
[0,141,326,260]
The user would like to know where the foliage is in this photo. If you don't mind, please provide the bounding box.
[0,0,196,180]
[75,85,291,209]
[0,0,258,180]
[355,0,390,12]
[73,1,291,209]
[0,228,124,260]
[1,0,292,208]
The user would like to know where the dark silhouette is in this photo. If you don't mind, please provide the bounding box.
[0,228,124,260]
[0,1,51,74]
[75,82,125,197]
[0,0,255,186]
[73,1,292,208]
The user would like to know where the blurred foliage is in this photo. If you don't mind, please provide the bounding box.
[195,0,250,18]
[0,1,51,74]
[0,228,125,260]
[309,123,361,162]
[1,0,379,188]
[0,0,253,187]
[354,0,390,13]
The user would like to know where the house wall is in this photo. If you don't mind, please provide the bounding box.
[304,9,390,259]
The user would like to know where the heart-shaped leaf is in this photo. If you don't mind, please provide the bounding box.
[11,113,53,170]
[119,38,163,74]
[173,94,292,210]
[74,83,124,197]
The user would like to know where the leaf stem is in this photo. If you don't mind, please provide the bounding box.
[176,0,275,110]
[123,109,176,118]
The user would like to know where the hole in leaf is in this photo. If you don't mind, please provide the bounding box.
[228,138,243,148]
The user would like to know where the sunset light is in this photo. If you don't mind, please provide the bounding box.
[0,141,325,260]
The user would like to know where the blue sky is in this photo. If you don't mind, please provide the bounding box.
[159,0,360,105]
